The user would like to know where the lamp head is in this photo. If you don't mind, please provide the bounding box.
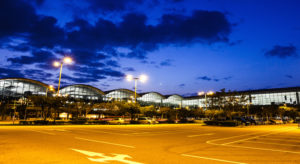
[198,91,205,96]
[63,57,73,64]
[139,74,148,83]
[126,74,133,81]
[53,61,61,67]
[207,91,214,95]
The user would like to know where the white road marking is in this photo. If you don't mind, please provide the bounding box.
[181,154,247,164]
[243,140,300,147]
[28,129,55,135]
[222,144,300,154]
[47,129,69,132]
[206,127,300,154]
[222,128,294,145]
[206,131,268,144]
[71,148,143,164]
[187,133,214,137]
[75,137,135,148]
[77,128,130,136]
[258,137,300,143]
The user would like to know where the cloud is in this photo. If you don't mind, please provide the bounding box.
[265,45,297,58]
[197,76,212,81]
[8,50,57,65]
[196,75,232,82]
[178,83,185,87]
[24,69,53,81]
[0,0,233,85]
[123,67,135,72]
[160,59,173,67]
[86,0,143,12]
[0,67,24,78]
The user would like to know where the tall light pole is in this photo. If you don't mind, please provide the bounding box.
[46,85,55,97]
[53,57,73,96]
[198,91,214,110]
[126,74,148,103]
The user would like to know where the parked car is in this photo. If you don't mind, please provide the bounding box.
[269,118,283,124]
[107,118,125,125]
[137,117,158,124]
[233,117,250,125]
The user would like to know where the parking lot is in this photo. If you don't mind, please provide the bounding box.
[0,124,299,163]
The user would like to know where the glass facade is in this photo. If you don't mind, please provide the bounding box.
[138,92,164,104]
[59,85,104,100]
[1,78,300,107]
[163,95,183,107]
[250,92,297,105]
[0,78,47,98]
[104,89,135,101]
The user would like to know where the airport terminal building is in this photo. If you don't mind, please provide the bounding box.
[0,78,299,108]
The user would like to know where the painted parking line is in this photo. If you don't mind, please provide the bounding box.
[220,143,300,154]
[28,129,55,135]
[47,129,69,132]
[257,137,300,143]
[187,133,214,138]
[76,128,131,136]
[75,137,135,148]
[182,154,247,164]
[242,140,300,147]
[222,128,294,145]
[206,127,300,154]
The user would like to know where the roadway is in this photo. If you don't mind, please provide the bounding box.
[0,124,299,164]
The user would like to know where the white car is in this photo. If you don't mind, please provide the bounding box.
[107,118,125,125]
[137,117,158,124]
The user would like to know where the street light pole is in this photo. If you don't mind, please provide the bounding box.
[53,57,73,96]
[134,78,138,103]
[198,91,214,110]
[126,74,148,103]
[57,63,63,95]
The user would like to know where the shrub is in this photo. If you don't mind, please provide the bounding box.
[204,120,239,126]
[33,120,49,125]
[70,118,87,124]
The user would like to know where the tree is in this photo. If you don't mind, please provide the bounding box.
[29,96,48,121]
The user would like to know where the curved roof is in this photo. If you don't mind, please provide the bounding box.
[0,78,49,88]
[165,94,183,99]
[139,92,166,99]
[60,84,105,95]
[105,88,140,97]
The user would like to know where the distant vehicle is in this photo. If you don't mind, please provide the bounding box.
[233,117,250,125]
[269,118,283,124]
[107,118,125,125]
[245,117,256,125]
[137,117,158,124]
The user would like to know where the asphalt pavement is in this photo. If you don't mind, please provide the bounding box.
[0,124,299,164]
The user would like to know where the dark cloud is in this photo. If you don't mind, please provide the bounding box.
[223,76,233,80]
[7,50,57,65]
[106,60,120,68]
[0,0,37,38]
[86,0,143,12]
[285,75,293,79]
[160,59,173,66]
[178,83,185,87]
[197,76,212,81]
[197,76,232,82]
[0,67,24,78]
[265,45,297,58]
[0,0,232,85]
[24,69,53,81]
[65,10,231,59]
[123,67,135,72]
